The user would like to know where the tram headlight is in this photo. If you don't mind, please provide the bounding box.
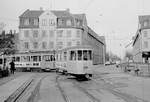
[83,66,88,69]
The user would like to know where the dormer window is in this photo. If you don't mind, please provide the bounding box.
[24,19,29,25]
[33,19,38,26]
[58,18,64,26]
[42,19,47,26]
[66,20,71,26]
[49,19,55,26]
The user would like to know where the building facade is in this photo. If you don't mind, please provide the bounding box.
[18,9,105,64]
[133,15,150,63]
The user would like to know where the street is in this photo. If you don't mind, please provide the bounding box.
[0,65,149,102]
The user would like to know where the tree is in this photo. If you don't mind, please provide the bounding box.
[0,32,17,55]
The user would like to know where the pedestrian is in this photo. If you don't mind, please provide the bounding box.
[9,60,15,74]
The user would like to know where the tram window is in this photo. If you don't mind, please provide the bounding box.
[15,57,20,62]
[32,56,38,62]
[60,54,62,61]
[27,56,30,61]
[56,54,58,61]
[39,56,41,61]
[0,59,3,64]
[88,50,92,60]
[78,50,82,60]
[70,51,76,60]
[64,52,67,61]
[83,50,88,61]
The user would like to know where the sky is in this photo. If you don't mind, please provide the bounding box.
[0,0,149,58]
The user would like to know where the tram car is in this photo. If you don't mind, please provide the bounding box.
[56,46,93,78]
[7,51,55,72]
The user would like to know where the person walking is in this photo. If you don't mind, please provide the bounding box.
[10,60,15,74]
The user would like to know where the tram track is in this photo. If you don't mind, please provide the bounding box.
[72,80,101,102]
[4,73,48,102]
[4,77,34,102]
[91,78,146,102]
[56,75,71,102]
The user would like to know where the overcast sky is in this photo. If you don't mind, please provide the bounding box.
[0,0,149,58]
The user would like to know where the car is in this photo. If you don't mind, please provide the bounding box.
[105,61,110,65]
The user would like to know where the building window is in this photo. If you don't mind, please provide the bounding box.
[42,19,47,26]
[49,19,55,26]
[144,41,148,48]
[49,30,54,37]
[24,30,29,37]
[33,19,38,26]
[33,42,38,49]
[66,30,71,37]
[42,30,46,37]
[33,30,38,38]
[143,31,148,37]
[76,30,80,37]
[76,41,80,46]
[66,20,71,26]
[57,30,63,37]
[24,42,29,49]
[24,19,29,25]
[49,41,54,48]
[67,42,72,47]
[57,41,63,49]
[58,18,64,26]
[42,42,47,49]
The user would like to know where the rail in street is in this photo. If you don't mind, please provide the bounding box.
[4,78,34,102]
[56,75,71,102]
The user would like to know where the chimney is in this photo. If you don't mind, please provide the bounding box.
[40,7,43,11]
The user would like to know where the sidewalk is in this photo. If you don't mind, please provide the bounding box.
[0,73,35,102]
[93,65,150,102]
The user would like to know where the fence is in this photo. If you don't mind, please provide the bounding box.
[120,62,150,77]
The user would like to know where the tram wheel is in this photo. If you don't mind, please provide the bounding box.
[85,74,91,79]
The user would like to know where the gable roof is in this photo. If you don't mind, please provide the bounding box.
[19,9,44,18]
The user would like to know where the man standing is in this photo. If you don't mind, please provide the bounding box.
[10,60,15,74]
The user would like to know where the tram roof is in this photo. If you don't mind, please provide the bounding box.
[59,46,93,51]
[14,50,55,55]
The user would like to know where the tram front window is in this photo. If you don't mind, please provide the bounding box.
[64,52,67,61]
[0,59,2,64]
[89,50,92,60]
[15,57,20,62]
[70,51,76,60]
[83,50,88,61]
[78,50,82,60]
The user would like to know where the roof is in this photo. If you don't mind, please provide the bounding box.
[87,26,105,45]
[19,9,44,18]
[73,14,85,20]
[132,29,140,46]
[51,10,72,17]
[19,9,85,20]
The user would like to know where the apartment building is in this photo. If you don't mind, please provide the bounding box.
[18,9,105,64]
[133,15,150,63]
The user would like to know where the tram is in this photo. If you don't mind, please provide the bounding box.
[1,51,56,72]
[56,46,93,78]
